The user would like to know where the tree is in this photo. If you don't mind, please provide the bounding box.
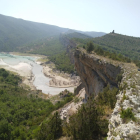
[0,119,12,140]
[36,112,62,140]
[87,42,94,53]
[65,98,108,140]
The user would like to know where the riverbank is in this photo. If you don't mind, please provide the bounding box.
[43,65,80,88]
[0,53,78,95]
[0,60,36,90]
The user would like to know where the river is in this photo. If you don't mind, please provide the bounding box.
[0,53,74,95]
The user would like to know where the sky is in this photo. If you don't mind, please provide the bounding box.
[0,0,140,37]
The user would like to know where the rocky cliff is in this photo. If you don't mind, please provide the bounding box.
[74,48,140,139]
[74,49,121,97]
[107,63,140,140]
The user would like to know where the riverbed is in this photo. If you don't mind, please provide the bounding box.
[0,53,75,95]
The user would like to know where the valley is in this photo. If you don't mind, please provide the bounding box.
[0,14,140,140]
[0,53,77,95]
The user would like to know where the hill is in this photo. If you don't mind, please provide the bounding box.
[79,31,106,38]
[62,32,92,39]
[93,33,140,60]
[18,36,65,55]
[0,14,105,52]
[0,14,69,51]
[71,33,140,60]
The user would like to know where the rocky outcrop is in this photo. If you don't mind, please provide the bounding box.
[74,49,140,139]
[107,64,140,140]
[49,77,80,88]
[74,49,121,97]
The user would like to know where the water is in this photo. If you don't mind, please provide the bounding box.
[0,53,74,95]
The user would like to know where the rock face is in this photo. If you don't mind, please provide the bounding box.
[107,64,140,140]
[73,48,140,139]
[74,49,121,97]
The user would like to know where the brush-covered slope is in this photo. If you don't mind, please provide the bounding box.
[0,14,69,51]
[93,33,140,60]
[0,14,106,52]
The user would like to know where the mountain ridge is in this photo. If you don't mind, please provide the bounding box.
[0,14,105,52]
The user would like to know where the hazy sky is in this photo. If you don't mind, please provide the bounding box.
[0,0,140,37]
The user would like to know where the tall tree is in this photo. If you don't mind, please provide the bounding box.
[87,42,94,53]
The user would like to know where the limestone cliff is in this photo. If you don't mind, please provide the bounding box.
[107,63,140,140]
[74,48,140,139]
[74,49,121,97]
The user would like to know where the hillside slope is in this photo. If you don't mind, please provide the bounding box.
[0,14,69,51]
[93,33,140,60]
[0,14,106,52]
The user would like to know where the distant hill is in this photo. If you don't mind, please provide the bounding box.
[19,36,66,56]
[79,31,106,38]
[0,14,105,52]
[0,14,69,51]
[93,33,140,60]
[70,32,140,60]
[63,32,92,39]
[65,29,106,38]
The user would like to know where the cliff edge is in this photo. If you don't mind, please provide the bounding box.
[74,48,140,139]
[74,48,121,97]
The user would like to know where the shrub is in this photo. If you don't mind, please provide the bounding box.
[116,71,123,83]
[120,108,136,122]
[74,97,80,103]
[122,94,127,101]
[64,99,108,140]
[86,42,94,53]
[98,85,118,109]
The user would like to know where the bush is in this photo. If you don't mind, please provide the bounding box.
[35,112,62,140]
[74,97,80,103]
[116,71,123,83]
[64,99,108,140]
[98,85,118,109]
[86,42,94,53]
[120,108,136,122]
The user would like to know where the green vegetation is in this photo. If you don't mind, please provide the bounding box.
[64,97,109,140]
[122,94,127,101]
[49,51,75,73]
[84,42,131,63]
[34,112,62,140]
[93,33,140,60]
[0,14,68,51]
[74,97,80,103]
[0,68,122,140]
[58,85,119,140]
[54,92,74,110]
[133,59,140,68]
[20,37,66,56]
[98,85,119,109]
[120,108,136,122]
[0,68,73,139]
[63,32,91,39]
[72,34,140,67]
[86,42,94,53]
[116,71,123,83]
